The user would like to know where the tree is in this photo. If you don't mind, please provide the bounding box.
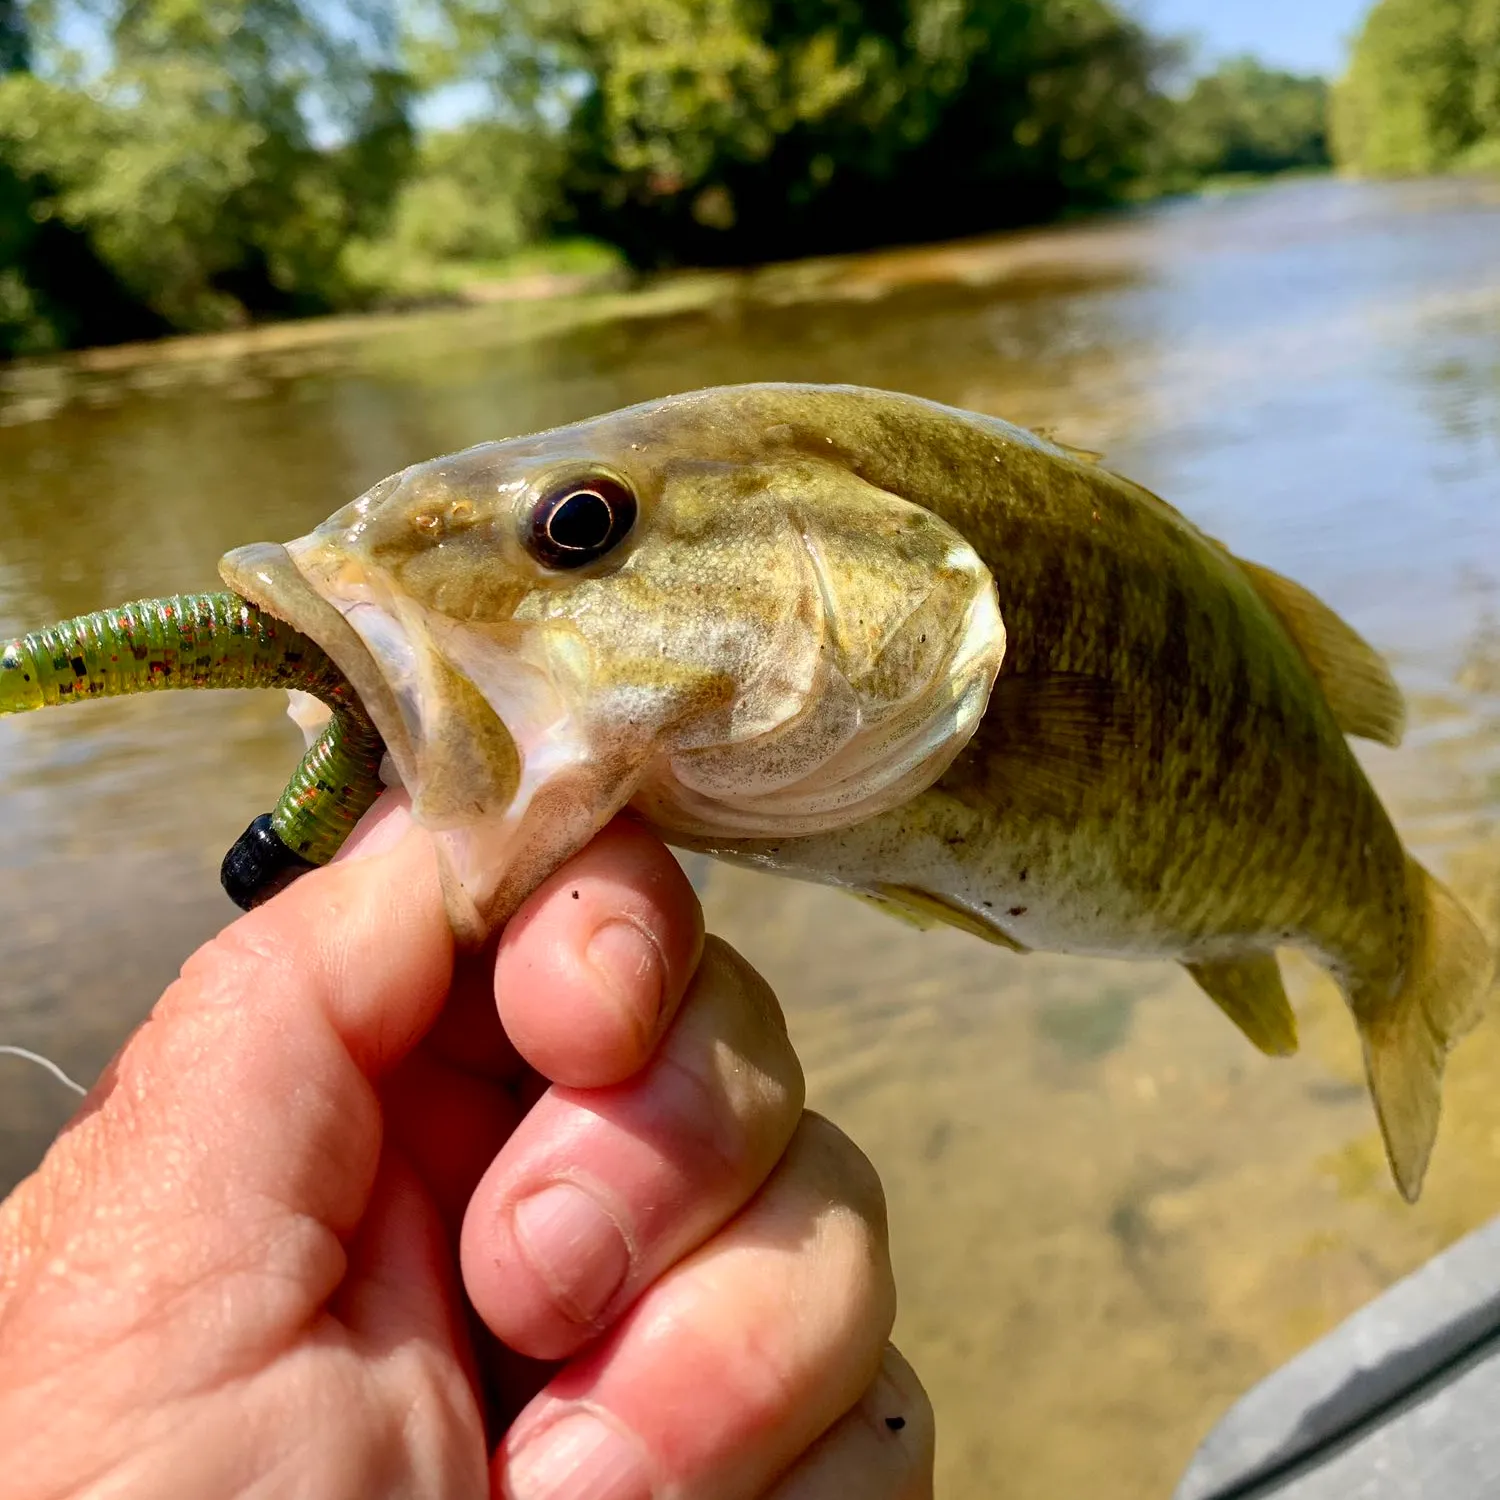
[0,0,417,337]
[1333,0,1500,173]
[0,0,27,74]
[376,119,563,266]
[438,0,1178,267]
[0,0,172,353]
[1169,57,1330,177]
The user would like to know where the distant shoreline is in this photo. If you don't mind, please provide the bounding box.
[11,169,1498,390]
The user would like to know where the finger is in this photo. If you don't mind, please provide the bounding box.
[762,1345,935,1500]
[344,799,521,1082]
[463,939,804,1361]
[334,786,414,862]
[492,1114,895,1500]
[1,804,453,1366]
[495,818,703,1088]
[381,1049,522,1240]
[416,939,524,1082]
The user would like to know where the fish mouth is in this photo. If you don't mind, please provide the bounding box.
[223,536,620,943]
[219,541,418,787]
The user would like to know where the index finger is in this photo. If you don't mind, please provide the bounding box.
[494,818,705,1089]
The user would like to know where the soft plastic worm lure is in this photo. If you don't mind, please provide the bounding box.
[0,593,386,906]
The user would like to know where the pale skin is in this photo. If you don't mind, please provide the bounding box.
[0,796,933,1498]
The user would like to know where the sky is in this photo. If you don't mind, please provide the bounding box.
[1133,0,1371,77]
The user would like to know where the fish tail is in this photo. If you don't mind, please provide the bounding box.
[1355,856,1494,1202]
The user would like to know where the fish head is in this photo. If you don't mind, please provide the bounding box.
[221,393,1005,942]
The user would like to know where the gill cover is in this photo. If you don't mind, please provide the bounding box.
[630,469,1005,841]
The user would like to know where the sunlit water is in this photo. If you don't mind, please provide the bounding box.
[2,176,1499,1497]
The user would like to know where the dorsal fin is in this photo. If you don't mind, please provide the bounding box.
[1033,427,1104,465]
[1234,558,1406,747]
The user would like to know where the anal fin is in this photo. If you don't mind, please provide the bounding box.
[1186,954,1298,1057]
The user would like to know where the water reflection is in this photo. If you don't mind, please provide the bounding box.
[1,175,1498,1499]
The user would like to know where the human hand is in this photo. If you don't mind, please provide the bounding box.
[0,796,933,1498]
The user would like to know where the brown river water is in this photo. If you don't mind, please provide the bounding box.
[2,175,1499,1497]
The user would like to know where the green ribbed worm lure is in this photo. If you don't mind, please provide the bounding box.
[0,593,386,907]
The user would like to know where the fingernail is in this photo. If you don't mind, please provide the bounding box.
[504,1411,652,1500]
[512,1182,630,1325]
[586,920,663,1032]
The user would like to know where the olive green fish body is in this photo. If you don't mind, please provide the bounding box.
[559,386,1401,974]
[708,450,1408,973]
[572,386,1488,1200]
[4,384,1489,1201]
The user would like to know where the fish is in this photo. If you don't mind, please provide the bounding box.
[5,383,1491,1201]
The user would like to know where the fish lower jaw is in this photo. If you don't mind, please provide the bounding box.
[286,585,625,940]
[220,540,416,779]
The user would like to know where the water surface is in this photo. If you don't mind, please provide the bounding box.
[3,175,1499,1498]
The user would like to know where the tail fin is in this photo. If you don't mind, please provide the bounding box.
[1356,858,1494,1202]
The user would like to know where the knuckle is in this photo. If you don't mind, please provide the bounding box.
[697,936,790,1037]
[796,1112,891,1244]
[763,1114,896,1350]
[657,947,804,1187]
[176,916,295,1006]
[647,1033,798,1197]
[870,1344,936,1473]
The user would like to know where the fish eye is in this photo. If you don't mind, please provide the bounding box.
[525,474,637,570]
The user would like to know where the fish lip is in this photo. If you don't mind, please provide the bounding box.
[218,540,417,779]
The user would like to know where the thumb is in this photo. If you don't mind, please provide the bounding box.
[2,803,453,1341]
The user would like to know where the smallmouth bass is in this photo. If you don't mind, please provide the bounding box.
[6,384,1492,1201]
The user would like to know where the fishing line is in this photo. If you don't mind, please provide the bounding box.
[0,1045,87,1097]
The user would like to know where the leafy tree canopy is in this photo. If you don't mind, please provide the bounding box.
[1169,56,1330,177]
[0,0,414,346]
[0,0,1353,351]
[1333,0,1500,173]
[429,0,1180,266]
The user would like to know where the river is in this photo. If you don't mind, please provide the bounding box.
[2,174,1498,1497]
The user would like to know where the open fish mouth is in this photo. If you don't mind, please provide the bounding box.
[220,540,419,790]
[221,537,619,943]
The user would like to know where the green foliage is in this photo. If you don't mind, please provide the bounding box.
[0,0,414,344]
[0,0,176,353]
[0,0,27,74]
[340,119,581,299]
[0,0,1379,353]
[1168,56,1330,178]
[380,120,562,264]
[1333,0,1500,174]
[439,0,1179,267]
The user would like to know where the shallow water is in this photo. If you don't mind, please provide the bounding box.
[2,175,1499,1497]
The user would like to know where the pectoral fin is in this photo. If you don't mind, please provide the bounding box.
[1233,558,1406,747]
[1186,954,1298,1057]
[412,654,521,827]
[978,673,1139,816]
